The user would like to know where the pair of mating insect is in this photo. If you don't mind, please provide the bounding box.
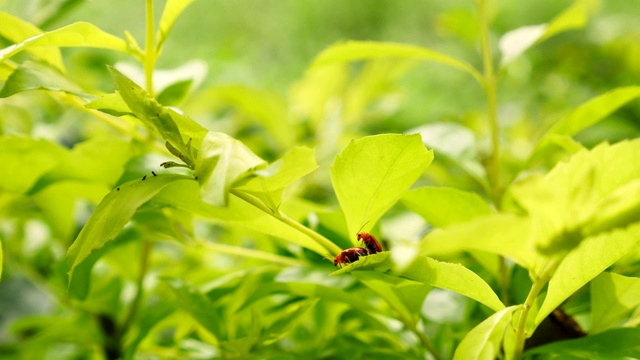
[333,232,383,267]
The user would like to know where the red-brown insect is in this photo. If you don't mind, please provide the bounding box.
[357,232,383,254]
[334,247,368,267]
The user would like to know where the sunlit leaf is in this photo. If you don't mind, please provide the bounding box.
[422,214,541,272]
[524,328,640,359]
[499,0,599,66]
[195,131,266,206]
[591,272,640,333]
[531,86,640,163]
[156,0,197,53]
[235,146,318,211]
[402,186,493,228]
[333,253,505,312]
[585,179,640,236]
[0,12,64,70]
[453,306,518,360]
[0,21,129,64]
[0,60,90,98]
[85,92,132,117]
[66,174,192,278]
[311,41,483,84]
[536,223,640,326]
[331,134,433,238]
[0,136,66,193]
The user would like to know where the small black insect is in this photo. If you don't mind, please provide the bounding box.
[142,175,147,181]
[152,171,157,176]
[117,187,120,191]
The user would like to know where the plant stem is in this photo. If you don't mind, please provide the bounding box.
[512,259,558,359]
[405,319,442,360]
[477,0,501,204]
[144,0,156,95]
[121,240,153,333]
[230,189,342,256]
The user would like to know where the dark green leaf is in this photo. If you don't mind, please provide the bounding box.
[525,328,640,359]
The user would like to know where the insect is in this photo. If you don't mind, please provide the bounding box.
[334,247,369,267]
[357,232,383,254]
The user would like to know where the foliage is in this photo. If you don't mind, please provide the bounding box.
[1,0,640,359]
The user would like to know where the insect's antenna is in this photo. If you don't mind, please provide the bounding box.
[356,221,371,235]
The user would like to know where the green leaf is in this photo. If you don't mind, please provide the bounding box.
[0,60,90,98]
[584,179,640,236]
[524,328,640,359]
[85,92,133,117]
[156,0,197,53]
[108,66,206,164]
[512,140,640,255]
[0,12,64,70]
[235,146,318,211]
[0,21,129,64]
[531,86,640,163]
[153,180,328,255]
[402,186,493,228]
[499,0,599,66]
[195,131,267,207]
[453,306,518,360]
[0,136,66,193]
[422,214,541,272]
[0,239,3,281]
[334,253,505,312]
[311,41,483,84]
[535,222,640,326]
[591,272,640,333]
[331,134,433,237]
[165,278,225,339]
[123,301,177,360]
[261,299,317,345]
[66,174,192,278]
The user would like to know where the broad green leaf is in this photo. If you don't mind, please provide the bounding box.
[453,306,518,360]
[524,328,640,359]
[165,278,225,339]
[499,0,599,66]
[109,66,206,164]
[0,22,129,64]
[311,41,483,84]
[156,0,197,53]
[536,222,640,326]
[584,179,640,236]
[331,134,433,237]
[85,92,133,117]
[411,122,488,188]
[591,272,640,333]
[195,131,267,207]
[0,61,89,98]
[0,12,64,70]
[0,136,66,193]
[235,146,318,211]
[153,180,328,255]
[531,86,640,162]
[512,140,640,255]
[402,186,493,228]
[66,174,192,278]
[422,214,541,272]
[333,253,505,312]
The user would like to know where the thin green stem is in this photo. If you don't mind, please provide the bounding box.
[405,319,442,360]
[512,259,559,359]
[121,240,153,333]
[230,189,342,256]
[144,0,156,95]
[477,0,501,204]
